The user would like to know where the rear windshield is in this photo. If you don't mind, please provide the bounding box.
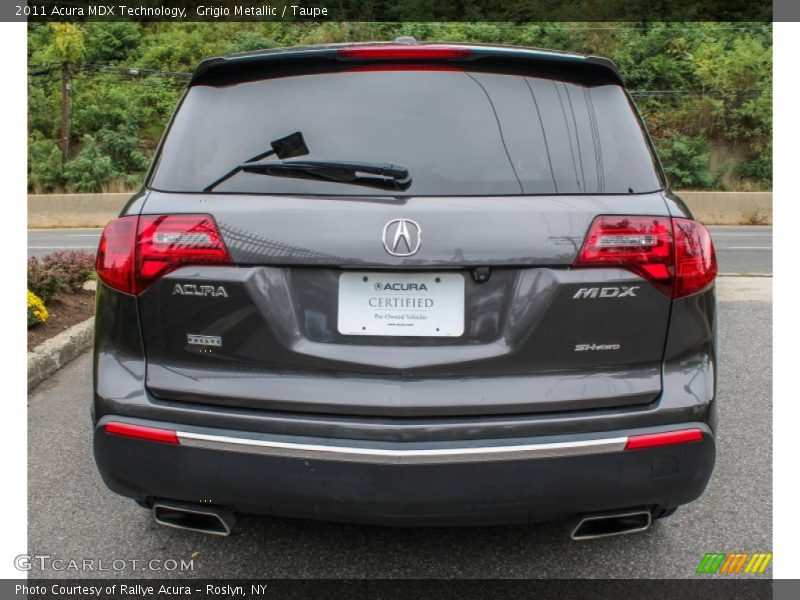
[150,70,664,196]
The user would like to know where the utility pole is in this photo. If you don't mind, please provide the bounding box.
[60,62,69,164]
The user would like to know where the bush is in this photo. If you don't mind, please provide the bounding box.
[96,127,150,174]
[28,133,64,193]
[27,290,49,328]
[738,143,772,186]
[655,134,719,190]
[43,250,95,293]
[27,257,64,305]
[83,22,141,63]
[62,135,119,192]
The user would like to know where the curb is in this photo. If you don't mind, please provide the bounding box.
[27,317,94,391]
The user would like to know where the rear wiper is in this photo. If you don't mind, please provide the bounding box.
[235,160,412,192]
[202,129,412,193]
[204,131,310,192]
[206,159,411,193]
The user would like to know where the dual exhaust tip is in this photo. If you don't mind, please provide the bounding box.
[151,501,652,540]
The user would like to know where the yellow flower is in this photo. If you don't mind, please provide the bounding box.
[27,290,49,327]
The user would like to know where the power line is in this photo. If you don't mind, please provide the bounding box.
[29,62,190,79]
[80,63,191,79]
[70,71,187,89]
[28,66,58,76]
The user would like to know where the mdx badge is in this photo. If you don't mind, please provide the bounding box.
[173,283,228,298]
[573,286,639,299]
[382,219,422,257]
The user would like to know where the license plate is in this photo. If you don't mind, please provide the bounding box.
[337,272,465,337]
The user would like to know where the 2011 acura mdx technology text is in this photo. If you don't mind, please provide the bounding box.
[92,41,718,539]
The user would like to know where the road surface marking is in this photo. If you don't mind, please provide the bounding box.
[717,247,772,250]
[28,245,97,249]
[710,232,772,236]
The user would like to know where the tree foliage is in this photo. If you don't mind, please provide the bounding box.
[655,134,718,189]
[62,135,119,193]
[47,22,86,64]
[27,22,772,192]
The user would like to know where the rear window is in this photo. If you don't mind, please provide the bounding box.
[150,70,664,196]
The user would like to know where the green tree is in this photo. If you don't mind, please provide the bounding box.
[28,132,63,193]
[656,134,718,189]
[62,135,119,192]
[48,23,85,64]
[83,23,141,63]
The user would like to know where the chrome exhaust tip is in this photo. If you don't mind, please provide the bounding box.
[570,509,652,541]
[152,501,235,537]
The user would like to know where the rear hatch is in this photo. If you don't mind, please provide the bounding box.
[135,44,673,417]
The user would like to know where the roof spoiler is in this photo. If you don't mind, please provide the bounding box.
[189,44,624,87]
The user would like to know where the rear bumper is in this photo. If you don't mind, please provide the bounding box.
[94,417,715,526]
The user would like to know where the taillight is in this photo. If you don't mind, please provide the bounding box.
[95,216,138,295]
[95,214,232,295]
[573,216,674,296]
[136,215,231,292]
[337,45,472,60]
[672,218,718,298]
[573,216,717,299]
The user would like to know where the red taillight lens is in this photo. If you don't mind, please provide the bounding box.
[672,218,718,298]
[105,422,179,444]
[95,214,232,295]
[573,216,675,296]
[337,45,472,60]
[136,215,231,293]
[573,216,717,299]
[624,428,703,450]
[96,216,138,295]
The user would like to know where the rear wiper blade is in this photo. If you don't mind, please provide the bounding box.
[203,131,310,192]
[268,160,409,180]
[236,160,412,192]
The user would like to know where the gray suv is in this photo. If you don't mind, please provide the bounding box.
[92,42,718,539]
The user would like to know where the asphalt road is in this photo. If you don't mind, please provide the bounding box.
[709,226,772,275]
[27,278,772,579]
[27,228,102,260]
[27,226,772,275]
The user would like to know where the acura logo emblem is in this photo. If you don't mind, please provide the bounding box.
[382,219,422,257]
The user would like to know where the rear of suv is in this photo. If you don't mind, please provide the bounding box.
[92,42,718,538]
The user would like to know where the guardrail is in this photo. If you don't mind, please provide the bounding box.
[28,191,772,228]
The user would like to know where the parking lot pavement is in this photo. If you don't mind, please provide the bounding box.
[27,278,772,579]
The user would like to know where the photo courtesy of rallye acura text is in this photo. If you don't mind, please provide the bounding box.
[92,40,718,539]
